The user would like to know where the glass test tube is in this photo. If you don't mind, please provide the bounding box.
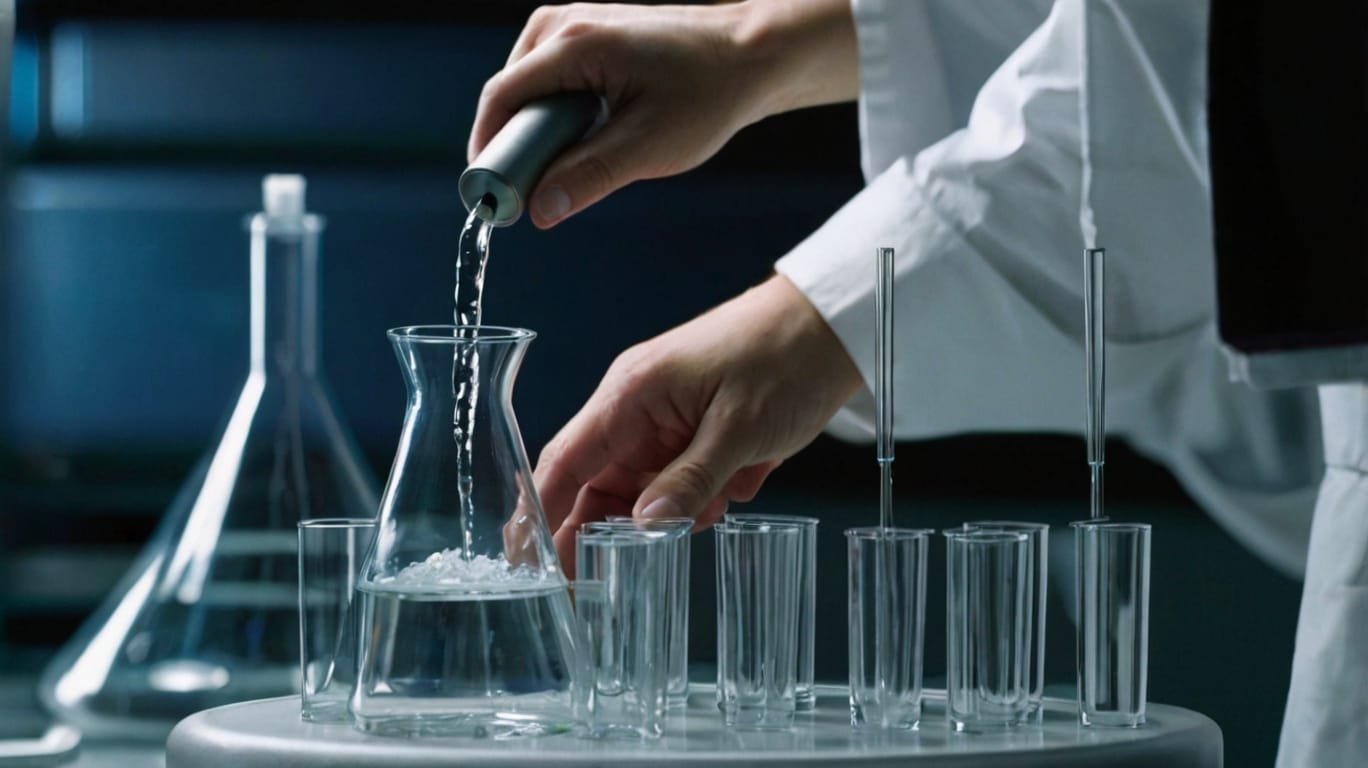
[576,529,670,740]
[846,527,930,731]
[724,514,818,711]
[1074,521,1150,727]
[715,523,802,730]
[296,518,375,722]
[962,521,1049,723]
[596,517,692,707]
[945,529,1032,732]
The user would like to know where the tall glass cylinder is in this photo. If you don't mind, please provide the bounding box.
[847,527,929,731]
[1074,521,1150,727]
[40,176,379,740]
[575,530,669,740]
[962,521,1049,723]
[350,326,584,739]
[715,523,801,730]
[727,514,818,711]
[597,517,693,708]
[945,529,1031,732]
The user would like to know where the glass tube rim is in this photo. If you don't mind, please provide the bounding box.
[1069,520,1152,533]
[714,522,801,538]
[961,520,1049,533]
[583,521,684,537]
[297,517,377,530]
[844,526,933,541]
[724,513,819,529]
[603,516,694,535]
[942,529,1029,544]
[576,528,670,545]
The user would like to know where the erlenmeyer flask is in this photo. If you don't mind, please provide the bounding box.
[351,325,584,738]
[40,175,380,740]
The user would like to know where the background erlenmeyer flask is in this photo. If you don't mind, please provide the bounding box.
[350,325,584,738]
[39,175,379,740]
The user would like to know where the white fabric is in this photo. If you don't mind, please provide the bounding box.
[774,0,1354,764]
[1277,384,1368,767]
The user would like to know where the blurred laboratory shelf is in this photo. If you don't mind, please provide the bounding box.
[0,680,161,767]
[165,686,1221,768]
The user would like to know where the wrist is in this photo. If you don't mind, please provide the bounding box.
[758,274,864,400]
[729,0,859,122]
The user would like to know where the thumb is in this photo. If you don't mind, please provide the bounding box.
[634,414,752,522]
[526,111,657,228]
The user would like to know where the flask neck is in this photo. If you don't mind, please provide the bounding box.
[250,213,325,376]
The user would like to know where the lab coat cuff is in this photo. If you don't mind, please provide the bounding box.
[775,157,930,441]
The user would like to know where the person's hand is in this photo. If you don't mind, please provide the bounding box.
[535,275,862,573]
[469,0,857,228]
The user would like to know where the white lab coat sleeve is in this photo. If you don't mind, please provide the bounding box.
[1277,383,1368,767]
[851,0,1054,180]
[777,0,1322,577]
[781,0,1095,441]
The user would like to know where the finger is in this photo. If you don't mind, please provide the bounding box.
[633,410,753,522]
[630,464,771,534]
[534,407,615,536]
[505,5,559,67]
[564,482,637,538]
[723,460,781,503]
[692,496,730,531]
[552,484,634,579]
[468,32,610,162]
[525,109,662,228]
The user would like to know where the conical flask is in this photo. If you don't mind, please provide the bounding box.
[40,175,380,739]
[351,325,584,738]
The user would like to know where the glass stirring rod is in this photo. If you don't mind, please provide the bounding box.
[876,247,895,529]
[873,247,896,717]
[1084,248,1106,519]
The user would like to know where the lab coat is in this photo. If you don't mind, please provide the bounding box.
[776,1,1362,765]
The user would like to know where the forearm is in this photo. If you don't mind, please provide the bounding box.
[731,0,859,123]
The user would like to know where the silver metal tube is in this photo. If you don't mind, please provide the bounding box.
[459,92,605,227]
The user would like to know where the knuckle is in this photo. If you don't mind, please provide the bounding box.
[727,482,759,503]
[596,363,651,426]
[556,19,597,41]
[608,344,657,390]
[535,430,572,471]
[526,5,560,29]
[550,3,607,37]
[573,153,619,195]
[710,399,758,435]
[671,460,719,502]
[478,72,504,102]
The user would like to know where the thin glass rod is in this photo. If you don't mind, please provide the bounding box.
[876,247,895,530]
[1084,248,1106,520]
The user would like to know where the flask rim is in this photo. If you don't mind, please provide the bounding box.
[387,325,536,344]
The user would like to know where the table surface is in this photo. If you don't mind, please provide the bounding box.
[164,686,1222,768]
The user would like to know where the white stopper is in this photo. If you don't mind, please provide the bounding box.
[262,174,306,218]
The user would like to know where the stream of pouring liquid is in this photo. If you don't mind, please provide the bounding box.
[454,202,494,559]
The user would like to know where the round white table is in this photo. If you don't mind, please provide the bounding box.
[165,686,1222,767]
